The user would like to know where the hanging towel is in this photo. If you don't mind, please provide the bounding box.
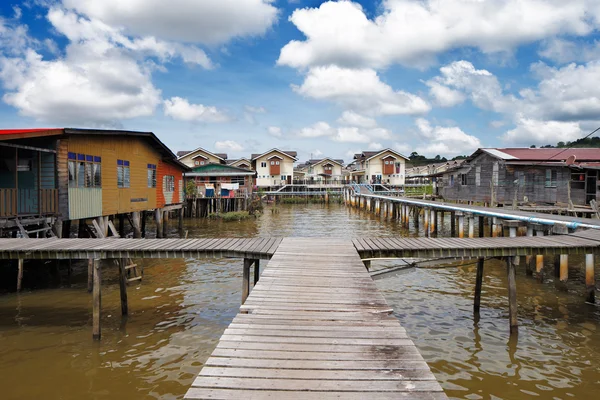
[205,188,214,197]
[221,183,239,190]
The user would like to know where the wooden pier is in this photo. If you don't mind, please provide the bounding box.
[185,238,447,399]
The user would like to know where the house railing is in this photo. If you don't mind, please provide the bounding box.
[0,189,17,217]
[0,188,58,217]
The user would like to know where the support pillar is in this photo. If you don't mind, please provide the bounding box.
[424,208,430,236]
[155,208,163,238]
[506,257,518,334]
[525,225,534,275]
[132,211,141,238]
[450,211,456,237]
[17,258,24,292]
[162,210,169,238]
[92,259,101,340]
[430,209,436,235]
[559,254,569,282]
[118,214,125,238]
[467,213,475,238]
[242,258,251,305]
[506,220,519,238]
[118,259,128,316]
[178,208,184,232]
[254,260,260,285]
[87,258,94,292]
[457,212,464,238]
[532,223,545,281]
[474,258,484,315]
[586,254,595,304]
[478,216,485,238]
[141,211,147,238]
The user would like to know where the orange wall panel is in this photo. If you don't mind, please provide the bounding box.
[157,160,185,208]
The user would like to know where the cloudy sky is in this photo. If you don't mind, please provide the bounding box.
[1,0,600,162]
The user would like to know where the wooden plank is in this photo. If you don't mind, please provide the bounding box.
[186,388,448,399]
[204,357,427,370]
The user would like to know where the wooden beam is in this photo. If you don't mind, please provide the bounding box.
[92,259,101,340]
[17,258,24,292]
[253,259,260,285]
[155,208,163,238]
[162,210,169,238]
[586,254,595,304]
[506,257,518,334]
[87,258,93,292]
[363,259,371,272]
[132,211,141,238]
[118,259,128,316]
[242,258,252,305]
[474,258,484,316]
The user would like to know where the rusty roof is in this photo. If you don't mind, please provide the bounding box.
[480,148,600,161]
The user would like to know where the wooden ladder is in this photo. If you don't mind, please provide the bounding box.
[15,219,56,238]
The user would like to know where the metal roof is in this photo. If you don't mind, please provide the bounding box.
[480,148,600,161]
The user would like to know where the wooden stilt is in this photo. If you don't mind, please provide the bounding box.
[525,225,534,275]
[155,208,163,238]
[118,259,128,316]
[141,211,147,238]
[78,219,87,238]
[162,210,169,238]
[532,224,545,281]
[178,208,184,232]
[467,214,474,238]
[457,212,464,238]
[560,254,568,282]
[132,211,141,238]
[87,258,93,292]
[253,260,260,285]
[506,257,518,334]
[430,209,436,235]
[474,258,484,315]
[424,208,430,236]
[118,214,125,238]
[586,254,595,304]
[242,258,251,305]
[450,211,455,236]
[92,259,101,340]
[17,258,24,292]
[478,216,485,238]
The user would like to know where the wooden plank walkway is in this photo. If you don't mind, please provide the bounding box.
[185,238,447,399]
[353,229,600,259]
[0,237,281,260]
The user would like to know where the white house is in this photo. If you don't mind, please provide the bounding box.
[251,149,297,187]
[177,147,227,168]
[349,149,408,186]
[227,157,252,169]
[296,158,345,183]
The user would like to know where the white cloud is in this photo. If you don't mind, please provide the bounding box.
[215,140,244,152]
[426,80,466,108]
[63,0,279,45]
[490,120,506,128]
[501,116,583,146]
[296,119,392,143]
[414,118,481,156]
[163,97,230,122]
[393,142,412,155]
[337,111,377,128]
[279,0,594,70]
[368,142,382,150]
[267,126,282,137]
[293,65,430,116]
[312,149,323,157]
[0,15,161,125]
[245,105,266,113]
[539,38,600,64]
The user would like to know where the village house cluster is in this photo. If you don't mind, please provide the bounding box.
[1,127,599,237]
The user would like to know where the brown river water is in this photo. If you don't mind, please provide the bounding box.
[0,204,599,399]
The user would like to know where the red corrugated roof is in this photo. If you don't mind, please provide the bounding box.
[0,128,61,135]
[484,148,600,161]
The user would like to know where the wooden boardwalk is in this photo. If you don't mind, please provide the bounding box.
[185,238,447,399]
[353,228,600,259]
[0,237,281,260]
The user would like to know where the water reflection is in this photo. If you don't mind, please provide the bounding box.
[0,204,598,399]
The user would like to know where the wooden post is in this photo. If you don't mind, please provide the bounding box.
[141,211,147,238]
[430,209,436,235]
[92,259,101,340]
[586,254,595,303]
[457,212,464,238]
[491,217,497,237]
[363,259,371,271]
[118,214,125,237]
[506,257,518,334]
[155,208,163,238]
[474,258,484,315]
[560,254,568,282]
[162,210,169,238]
[242,258,251,305]
[525,225,534,275]
[17,258,24,292]
[424,208,430,236]
[254,260,260,285]
[506,220,519,238]
[478,216,485,238]
[78,219,87,238]
[450,211,455,236]
[467,214,474,238]
[117,259,128,316]
[178,208,184,232]
[132,211,141,238]
[87,258,94,292]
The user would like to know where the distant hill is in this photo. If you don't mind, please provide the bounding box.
[532,136,600,149]
[407,152,468,167]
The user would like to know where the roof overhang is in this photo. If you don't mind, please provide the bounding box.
[177,146,225,162]
[252,148,298,161]
[364,149,409,162]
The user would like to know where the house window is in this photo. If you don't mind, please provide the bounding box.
[117,160,130,188]
[231,176,245,185]
[194,160,199,166]
[147,164,157,188]
[68,152,101,187]
[261,162,267,168]
[545,169,557,188]
[165,175,175,192]
[461,174,468,185]
[492,162,499,186]
[281,175,287,181]
[475,166,481,186]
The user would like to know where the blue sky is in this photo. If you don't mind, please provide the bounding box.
[1,0,600,163]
